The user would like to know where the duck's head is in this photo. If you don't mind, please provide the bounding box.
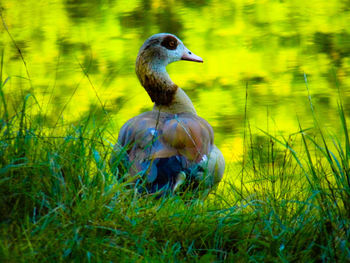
[137,33,203,68]
[136,33,203,105]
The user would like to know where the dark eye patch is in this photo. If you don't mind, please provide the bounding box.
[161,35,178,50]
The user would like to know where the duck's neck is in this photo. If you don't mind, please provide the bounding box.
[136,57,196,114]
[153,88,196,114]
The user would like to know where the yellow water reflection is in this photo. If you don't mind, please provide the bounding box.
[1,0,350,165]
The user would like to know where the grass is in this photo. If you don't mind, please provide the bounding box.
[1,53,350,262]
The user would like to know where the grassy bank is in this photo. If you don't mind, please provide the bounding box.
[1,70,350,261]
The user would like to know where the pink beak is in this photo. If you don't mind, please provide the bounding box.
[181,47,203,63]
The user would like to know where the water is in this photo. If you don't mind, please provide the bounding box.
[1,0,350,161]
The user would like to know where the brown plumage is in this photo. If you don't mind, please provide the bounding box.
[111,33,225,195]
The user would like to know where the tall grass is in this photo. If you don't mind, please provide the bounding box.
[0,55,350,262]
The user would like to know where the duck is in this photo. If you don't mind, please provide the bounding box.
[110,33,225,195]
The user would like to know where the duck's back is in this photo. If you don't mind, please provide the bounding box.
[116,111,214,192]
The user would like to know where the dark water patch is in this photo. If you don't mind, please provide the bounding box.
[137,106,153,115]
[343,97,350,118]
[250,34,274,51]
[9,40,29,61]
[313,32,334,55]
[181,0,211,8]
[183,80,205,102]
[334,31,350,57]
[64,0,114,22]
[199,78,237,91]
[156,7,184,37]
[77,103,111,125]
[215,114,243,135]
[108,96,131,114]
[31,27,45,43]
[119,3,184,38]
[81,55,100,75]
[57,37,90,56]
[279,34,301,48]
[119,10,151,31]
[242,76,267,84]
[292,70,308,85]
[340,0,350,11]
[312,93,331,107]
[100,60,120,88]
[242,3,255,16]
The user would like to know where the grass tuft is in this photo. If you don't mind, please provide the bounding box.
[1,63,350,261]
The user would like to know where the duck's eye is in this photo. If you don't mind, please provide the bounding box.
[161,36,178,50]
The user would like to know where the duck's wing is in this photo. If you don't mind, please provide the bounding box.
[159,112,214,162]
[110,112,163,177]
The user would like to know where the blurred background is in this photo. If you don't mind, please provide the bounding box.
[1,0,350,163]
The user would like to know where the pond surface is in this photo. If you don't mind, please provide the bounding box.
[1,0,350,162]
